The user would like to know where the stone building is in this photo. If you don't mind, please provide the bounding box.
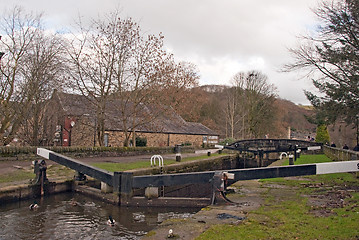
[43,91,218,147]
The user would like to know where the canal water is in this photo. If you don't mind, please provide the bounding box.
[0,193,200,239]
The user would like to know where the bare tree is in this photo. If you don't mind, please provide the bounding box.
[115,30,176,147]
[66,12,134,146]
[112,33,201,146]
[223,73,244,139]
[157,61,200,122]
[67,11,182,147]
[245,71,277,138]
[0,7,43,145]
[20,31,66,145]
[224,71,277,139]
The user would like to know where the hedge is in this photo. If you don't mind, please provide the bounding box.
[0,145,196,157]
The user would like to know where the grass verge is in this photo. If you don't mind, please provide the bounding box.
[0,170,35,184]
[91,153,225,172]
[197,192,359,240]
[196,154,359,240]
[281,153,332,165]
[0,165,75,185]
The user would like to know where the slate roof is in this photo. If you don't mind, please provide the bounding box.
[55,91,95,116]
[53,91,218,136]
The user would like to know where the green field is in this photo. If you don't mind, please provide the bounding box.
[282,153,333,165]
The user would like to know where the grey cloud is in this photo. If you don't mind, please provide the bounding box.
[1,0,321,104]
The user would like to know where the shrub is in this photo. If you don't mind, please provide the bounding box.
[219,138,236,146]
[315,124,330,144]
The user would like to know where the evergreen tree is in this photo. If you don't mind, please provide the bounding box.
[315,124,330,144]
[285,0,359,125]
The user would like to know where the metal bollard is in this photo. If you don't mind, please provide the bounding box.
[33,159,48,184]
[75,171,86,181]
[33,159,48,196]
[289,154,294,165]
[175,144,181,162]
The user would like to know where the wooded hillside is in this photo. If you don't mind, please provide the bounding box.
[172,85,316,141]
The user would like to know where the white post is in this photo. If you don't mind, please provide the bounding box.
[287,127,291,139]
[150,155,163,167]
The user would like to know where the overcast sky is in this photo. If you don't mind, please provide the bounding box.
[1,0,322,105]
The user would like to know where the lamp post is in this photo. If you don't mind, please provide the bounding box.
[69,120,75,146]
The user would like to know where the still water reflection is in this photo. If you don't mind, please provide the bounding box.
[0,192,200,239]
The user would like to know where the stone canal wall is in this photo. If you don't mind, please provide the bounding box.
[0,180,74,203]
[323,145,359,161]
